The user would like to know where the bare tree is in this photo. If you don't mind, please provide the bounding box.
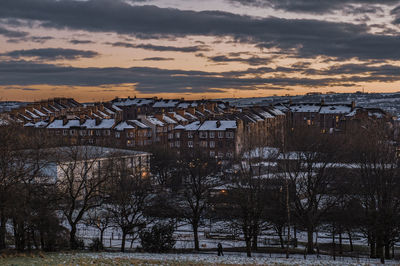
[350,122,400,262]
[176,149,222,251]
[279,127,343,254]
[106,157,153,252]
[84,208,113,247]
[55,146,112,249]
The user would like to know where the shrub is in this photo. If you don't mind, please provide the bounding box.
[139,222,175,252]
[88,238,104,251]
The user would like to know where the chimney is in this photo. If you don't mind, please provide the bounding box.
[79,114,86,125]
[154,113,163,121]
[95,117,101,126]
[351,101,356,110]
[187,107,196,115]
[320,98,325,106]
[62,117,68,126]
[216,120,221,128]
[176,109,185,117]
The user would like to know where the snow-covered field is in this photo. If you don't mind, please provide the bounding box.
[64,251,399,265]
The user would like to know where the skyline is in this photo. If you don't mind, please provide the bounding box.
[1,0,400,101]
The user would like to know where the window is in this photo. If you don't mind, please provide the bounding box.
[88,139,94,144]
[199,132,208,139]
[200,141,207,148]
[209,132,215,138]
[105,130,110,136]
[63,130,68,136]
[226,132,234,138]
[96,130,101,136]
[157,127,163,133]
[80,130,86,136]
[147,131,152,137]
[175,132,181,139]
[163,127,167,132]
[69,129,76,136]
[226,152,233,158]
[168,133,173,139]
[188,132,193,138]
[210,151,215,157]
[115,132,120,138]
[188,141,193,148]
[175,141,180,147]
[169,142,174,148]
[138,140,143,146]
[127,140,134,147]
[209,141,215,148]
[218,132,224,138]
[218,152,224,158]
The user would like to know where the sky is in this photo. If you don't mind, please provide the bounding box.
[0,0,400,102]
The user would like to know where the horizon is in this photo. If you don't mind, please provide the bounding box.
[1,0,400,101]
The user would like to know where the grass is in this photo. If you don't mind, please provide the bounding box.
[0,252,231,266]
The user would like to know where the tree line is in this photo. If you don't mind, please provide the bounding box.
[1,121,400,264]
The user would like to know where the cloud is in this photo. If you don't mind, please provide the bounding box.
[142,57,174,61]
[106,42,210,52]
[0,26,28,38]
[392,5,400,24]
[3,86,40,91]
[1,48,99,60]
[69,39,94,44]
[206,55,275,66]
[0,0,399,60]
[0,60,399,94]
[229,0,397,14]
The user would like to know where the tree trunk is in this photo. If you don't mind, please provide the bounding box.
[307,226,314,254]
[252,223,258,251]
[246,237,252,257]
[348,230,353,252]
[332,230,336,261]
[339,231,343,255]
[121,231,127,252]
[278,226,284,249]
[193,222,199,251]
[385,243,390,260]
[69,224,77,250]
[100,229,104,247]
[0,215,6,250]
[370,234,376,258]
[376,234,384,264]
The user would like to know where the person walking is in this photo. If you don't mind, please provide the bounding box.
[217,242,224,256]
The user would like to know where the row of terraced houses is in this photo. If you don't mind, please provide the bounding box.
[1,97,393,158]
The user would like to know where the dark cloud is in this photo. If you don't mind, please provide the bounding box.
[392,5,400,24]
[0,26,28,38]
[0,0,399,60]
[0,60,399,94]
[106,42,210,53]
[3,86,40,91]
[142,57,174,61]
[207,55,274,66]
[6,35,53,44]
[229,0,397,14]
[1,48,99,60]
[69,39,94,44]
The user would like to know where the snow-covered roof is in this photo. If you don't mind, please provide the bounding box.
[41,106,53,114]
[146,116,165,126]
[162,115,177,124]
[198,120,237,131]
[319,105,352,114]
[185,121,201,131]
[153,100,179,108]
[113,98,154,107]
[114,121,134,131]
[129,120,149,129]
[257,110,275,119]
[269,107,285,116]
[174,125,185,130]
[184,112,198,120]
[47,119,80,129]
[290,104,320,113]
[177,102,198,108]
[104,107,115,115]
[33,108,46,117]
[169,112,188,122]
[26,110,39,119]
[111,104,122,111]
